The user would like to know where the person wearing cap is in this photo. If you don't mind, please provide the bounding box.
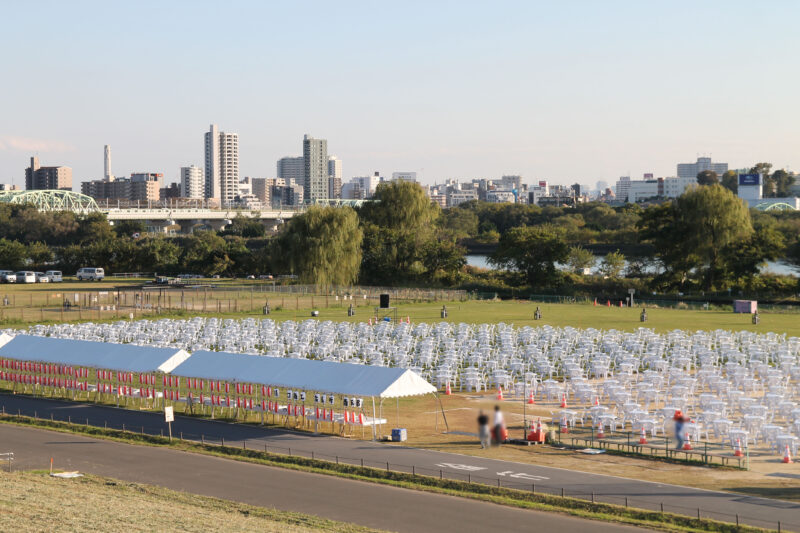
[673,410,687,450]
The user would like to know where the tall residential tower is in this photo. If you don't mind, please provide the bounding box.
[303,134,328,202]
[204,124,239,205]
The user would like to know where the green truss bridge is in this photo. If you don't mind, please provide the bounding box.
[0,190,99,213]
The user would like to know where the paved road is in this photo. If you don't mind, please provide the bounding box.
[0,424,639,533]
[2,393,798,531]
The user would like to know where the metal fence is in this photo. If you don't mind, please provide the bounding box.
[1,402,796,532]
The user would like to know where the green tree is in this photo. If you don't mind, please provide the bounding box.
[113,220,146,238]
[566,246,595,274]
[134,237,181,273]
[0,238,27,271]
[180,231,234,276]
[438,208,479,240]
[720,170,739,194]
[26,241,54,269]
[771,169,795,197]
[279,206,362,287]
[750,162,774,196]
[696,170,719,186]
[599,250,626,279]
[358,181,439,230]
[490,225,568,285]
[222,215,267,238]
[722,215,785,286]
[674,185,753,290]
[421,239,467,284]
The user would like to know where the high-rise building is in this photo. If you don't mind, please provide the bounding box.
[615,176,631,202]
[328,156,342,180]
[180,165,204,199]
[204,124,239,205]
[104,145,114,182]
[277,156,305,184]
[677,157,728,180]
[25,157,72,190]
[303,134,328,202]
[251,178,271,205]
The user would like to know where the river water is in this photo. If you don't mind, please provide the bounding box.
[465,254,800,277]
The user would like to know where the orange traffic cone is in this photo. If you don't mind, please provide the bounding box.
[594,396,600,406]
[496,386,504,401]
[619,300,623,307]
[683,432,693,450]
[783,445,793,464]
[527,391,535,404]
[597,420,605,439]
[445,381,452,395]
[733,438,743,457]
[560,393,567,408]
[638,427,648,444]
[606,300,611,307]
[560,416,569,433]
[593,298,597,306]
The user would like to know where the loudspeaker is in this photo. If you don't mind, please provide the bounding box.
[379,294,390,308]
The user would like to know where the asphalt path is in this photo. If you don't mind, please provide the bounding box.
[0,424,640,533]
[1,393,798,531]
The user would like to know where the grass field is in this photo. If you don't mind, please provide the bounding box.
[0,470,380,533]
[2,282,799,335]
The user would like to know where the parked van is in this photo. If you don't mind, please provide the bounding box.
[0,271,16,283]
[15,271,36,283]
[76,267,104,281]
[34,272,50,283]
[45,270,63,282]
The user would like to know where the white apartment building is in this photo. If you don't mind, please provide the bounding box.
[180,165,204,199]
[486,190,516,203]
[448,190,477,207]
[615,176,631,202]
[662,176,697,198]
[677,157,728,180]
[204,124,239,205]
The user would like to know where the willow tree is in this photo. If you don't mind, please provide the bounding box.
[674,184,753,290]
[279,206,363,288]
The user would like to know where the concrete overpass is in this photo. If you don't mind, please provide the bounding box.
[102,207,301,232]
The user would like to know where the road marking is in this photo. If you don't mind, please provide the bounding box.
[435,463,486,471]
[497,470,549,480]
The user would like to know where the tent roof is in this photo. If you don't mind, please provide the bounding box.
[0,335,189,373]
[172,350,436,398]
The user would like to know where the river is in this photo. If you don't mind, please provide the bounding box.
[465,254,800,277]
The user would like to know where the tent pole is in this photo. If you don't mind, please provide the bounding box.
[396,397,400,428]
[371,397,377,441]
[434,392,449,432]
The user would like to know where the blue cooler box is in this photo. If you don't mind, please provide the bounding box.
[391,428,407,442]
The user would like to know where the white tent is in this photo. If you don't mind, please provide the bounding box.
[0,335,189,374]
[0,333,12,350]
[171,350,436,399]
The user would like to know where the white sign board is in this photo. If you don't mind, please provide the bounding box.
[164,406,174,423]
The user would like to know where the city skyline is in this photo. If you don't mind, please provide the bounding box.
[2,1,799,187]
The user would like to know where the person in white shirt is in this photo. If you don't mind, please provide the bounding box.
[493,405,505,445]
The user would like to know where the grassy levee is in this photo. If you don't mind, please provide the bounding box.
[0,413,774,533]
[0,470,383,533]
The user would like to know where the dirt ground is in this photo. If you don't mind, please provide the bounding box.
[387,392,800,502]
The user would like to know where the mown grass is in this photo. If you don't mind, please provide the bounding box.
[0,469,382,533]
[0,414,775,533]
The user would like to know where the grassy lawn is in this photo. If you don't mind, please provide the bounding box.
[0,470,381,533]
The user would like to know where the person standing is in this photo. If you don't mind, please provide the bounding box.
[493,405,506,445]
[477,410,490,449]
[674,410,686,450]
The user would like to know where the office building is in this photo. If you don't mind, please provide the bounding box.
[328,176,342,199]
[328,156,342,180]
[391,171,417,182]
[25,157,72,190]
[277,156,305,184]
[272,183,304,207]
[677,157,728,180]
[204,124,239,205]
[303,134,328,202]
[251,178,272,205]
[180,165,204,199]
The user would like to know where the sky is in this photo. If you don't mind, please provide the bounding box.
[1,1,799,189]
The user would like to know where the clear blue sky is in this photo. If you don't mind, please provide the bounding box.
[1,1,799,189]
